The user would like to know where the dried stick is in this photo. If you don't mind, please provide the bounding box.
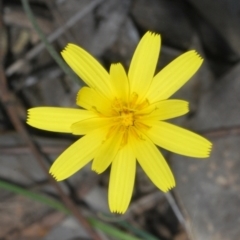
[0,2,101,239]
[6,0,103,77]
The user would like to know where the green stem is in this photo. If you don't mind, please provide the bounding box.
[0,180,143,240]
[88,217,142,240]
[21,0,80,84]
[0,180,70,214]
[118,221,159,240]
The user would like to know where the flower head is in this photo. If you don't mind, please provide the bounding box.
[27,32,212,214]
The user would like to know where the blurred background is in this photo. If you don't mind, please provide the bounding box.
[0,0,240,239]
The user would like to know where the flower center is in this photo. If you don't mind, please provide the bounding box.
[107,96,152,146]
[111,94,151,133]
[120,110,134,127]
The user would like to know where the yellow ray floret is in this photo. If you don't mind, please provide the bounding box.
[145,121,212,158]
[132,135,175,192]
[140,99,189,121]
[128,32,161,99]
[27,107,97,133]
[61,44,113,99]
[109,144,136,214]
[147,50,203,103]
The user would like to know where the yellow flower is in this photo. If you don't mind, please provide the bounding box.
[27,32,212,214]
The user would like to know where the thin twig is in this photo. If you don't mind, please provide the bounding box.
[128,191,165,216]
[45,0,77,42]
[6,0,103,77]
[21,0,79,84]
[165,192,186,227]
[200,125,240,138]
[0,145,68,155]
[0,56,103,240]
[0,4,102,240]
[165,192,193,240]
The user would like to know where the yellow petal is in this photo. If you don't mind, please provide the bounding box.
[146,121,212,158]
[71,117,112,135]
[141,100,189,121]
[50,127,106,181]
[61,44,113,98]
[132,136,175,192]
[92,126,124,174]
[110,63,129,102]
[147,51,203,103]
[77,87,112,116]
[109,145,136,214]
[27,107,96,133]
[128,32,160,99]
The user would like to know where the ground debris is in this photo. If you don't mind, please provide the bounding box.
[1,0,240,239]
